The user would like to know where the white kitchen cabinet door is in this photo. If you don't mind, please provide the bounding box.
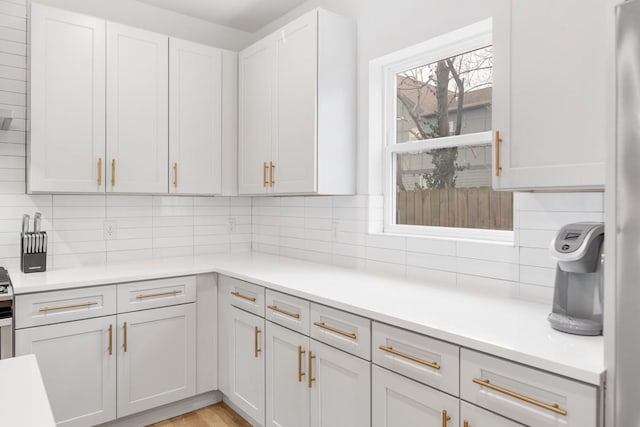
[372,365,458,427]
[271,12,317,194]
[15,316,116,427]
[117,304,196,417]
[492,0,607,190]
[29,3,106,193]
[460,401,523,427]
[238,38,274,195]
[169,38,222,195]
[266,322,310,427]
[227,306,266,424]
[309,339,370,427]
[107,23,168,194]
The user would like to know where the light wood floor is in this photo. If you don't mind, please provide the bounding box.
[148,403,251,427]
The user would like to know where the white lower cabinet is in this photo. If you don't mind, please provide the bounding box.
[372,365,458,427]
[309,339,370,427]
[266,322,309,427]
[117,304,196,417]
[226,305,266,424]
[460,401,523,426]
[15,316,117,427]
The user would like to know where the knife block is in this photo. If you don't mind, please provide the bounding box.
[20,231,47,273]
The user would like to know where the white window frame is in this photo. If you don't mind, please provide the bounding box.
[371,18,514,243]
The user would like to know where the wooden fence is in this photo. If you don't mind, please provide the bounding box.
[397,187,513,230]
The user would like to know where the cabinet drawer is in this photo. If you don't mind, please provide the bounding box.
[15,285,116,329]
[310,303,370,360]
[265,289,310,335]
[372,321,459,396]
[460,401,523,427]
[117,276,196,312]
[221,276,265,317]
[372,365,458,427]
[460,349,599,427]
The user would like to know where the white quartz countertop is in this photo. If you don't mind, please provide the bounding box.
[0,354,56,426]
[9,252,605,386]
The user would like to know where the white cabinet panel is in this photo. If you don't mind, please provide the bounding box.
[238,39,274,195]
[227,305,265,424]
[169,38,222,195]
[309,339,370,427]
[107,23,168,194]
[492,0,607,190]
[266,322,310,427]
[29,3,106,193]
[15,316,117,427]
[372,365,458,427]
[272,12,317,194]
[117,304,196,417]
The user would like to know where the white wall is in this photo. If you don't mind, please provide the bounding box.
[0,0,251,270]
[33,0,251,50]
[249,0,492,195]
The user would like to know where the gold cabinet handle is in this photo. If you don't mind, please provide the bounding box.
[495,130,502,177]
[473,378,567,416]
[108,324,113,356]
[269,161,275,187]
[39,301,98,312]
[263,162,269,187]
[313,321,356,340]
[136,290,182,299]
[442,410,451,427]
[173,162,178,189]
[254,326,261,358]
[463,421,470,427]
[298,345,306,382]
[267,304,300,319]
[378,345,440,370]
[123,322,128,353]
[230,291,256,302]
[111,159,116,187]
[97,158,102,186]
[308,351,316,388]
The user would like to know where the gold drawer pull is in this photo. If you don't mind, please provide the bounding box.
[495,130,502,177]
[97,158,102,186]
[298,345,306,382]
[269,161,275,187]
[108,324,113,356]
[313,321,356,339]
[378,345,440,370]
[123,321,128,352]
[442,410,451,427]
[231,291,256,302]
[268,304,300,319]
[254,326,261,358]
[473,378,567,416]
[263,162,269,187]
[308,351,316,388]
[39,301,98,312]
[111,159,116,187]
[136,290,182,299]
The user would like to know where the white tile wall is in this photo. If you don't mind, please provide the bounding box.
[0,0,250,270]
[0,0,606,305]
[252,192,604,304]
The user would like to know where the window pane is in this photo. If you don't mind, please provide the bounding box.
[396,46,493,144]
[395,144,513,230]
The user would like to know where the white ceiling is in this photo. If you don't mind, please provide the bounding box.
[137,0,308,32]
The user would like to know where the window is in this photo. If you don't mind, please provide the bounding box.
[375,19,513,241]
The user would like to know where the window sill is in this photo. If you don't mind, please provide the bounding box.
[379,224,516,246]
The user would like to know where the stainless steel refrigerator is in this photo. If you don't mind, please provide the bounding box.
[613,1,640,425]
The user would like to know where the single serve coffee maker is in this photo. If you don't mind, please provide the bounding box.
[548,222,604,336]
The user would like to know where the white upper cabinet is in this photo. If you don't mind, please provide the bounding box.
[239,8,356,196]
[492,0,608,190]
[238,40,274,195]
[29,4,106,193]
[169,38,223,195]
[106,23,168,194]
